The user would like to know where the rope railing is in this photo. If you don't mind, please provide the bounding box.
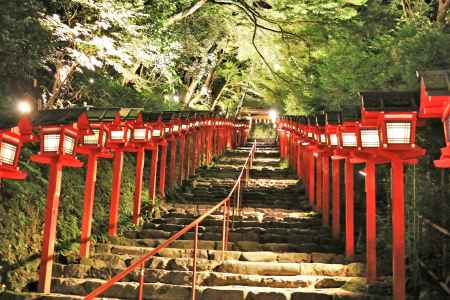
[84,142,257,300]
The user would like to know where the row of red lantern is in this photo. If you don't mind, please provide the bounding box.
[0,108,250,294]
[276,91,425,300]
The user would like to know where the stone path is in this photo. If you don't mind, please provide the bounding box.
[3,143,390,299]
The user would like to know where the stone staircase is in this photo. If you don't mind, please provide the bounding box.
[2,143,390,300]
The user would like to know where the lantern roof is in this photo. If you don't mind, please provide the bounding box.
[341,105,361,122]
[85,108,120,122]
[307,115,316,125]
[31,108,87,126]
[316,113,326,126]
[119,108,143,121]
[360,91,419,112]
[298,116,308,125]
[417,70,450,96]
[141,112,162,122]
[325,111,342,125]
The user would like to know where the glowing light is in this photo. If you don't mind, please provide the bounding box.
[342,132,357,147]
[268,110,278,123]
[360,129,380,148]
[359,170,367,177]
[0,142,17,165]
[386,122,411,144]
[17,101,32,114]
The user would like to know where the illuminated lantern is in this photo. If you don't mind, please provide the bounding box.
[0,114,33,179]
[417,70,450,167]
[360,91,425,300]
[31,108,90,293]
[76,108,118,258]
[338,106,360,150]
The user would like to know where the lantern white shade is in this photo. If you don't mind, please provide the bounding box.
[63,135,76,155]
[44,134,60,152]
[133,129,147,140]
[173,125,179,132]
[320,134,326,143]
[0,142,17,165]
[360,129,380,148]
[342,132,357,147]
[152,129,161,137]
[111,130,124,140]
[182,124,188,130]
[84,129,100,145]
[307,132,313,138]
[330,134,338,146]
[386,122,411,144]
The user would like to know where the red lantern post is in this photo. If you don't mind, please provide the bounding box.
[417,70,450,167]
[77,108,118,257]
[360,91,425,300]
[31,109,90,293]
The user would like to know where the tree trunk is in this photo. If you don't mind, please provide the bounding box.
[437,0,450,24]
[210,78,231,110]
[46,62,78,108]
[165,0,209,27]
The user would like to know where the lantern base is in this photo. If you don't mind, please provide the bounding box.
[0,169,27,180]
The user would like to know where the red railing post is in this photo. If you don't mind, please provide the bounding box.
[345,159,354,259]
[149,146,159,204]
[38,160,63,293]
[391,159,406,300]
[192,224,199,300]
[133,148,145,225]
[222,199,229,258]
[185,133,192,178]
[332,158,341,240]
[366,160,377,283]
[138,263,145,300]
[108,150,124,237]
[80,153,98,258]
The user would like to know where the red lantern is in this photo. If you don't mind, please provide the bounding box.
[31,108,90,293]
[0,115,33,179]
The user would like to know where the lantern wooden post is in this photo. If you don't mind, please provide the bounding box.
[322,155,330,227]
[345,159,354,259]
[331,158,341,240]
[132,148,145,224]
[108,150,124,236]
[315,153,322,211]
[149,145,159,204]
[391,159,405,300]
[365,160,377,283]
[158,141,168,198]
[80,152,98,257]
[179,133,186,184]
[38,160,63,293]
[168,136,177,190]
[308,152,315,207]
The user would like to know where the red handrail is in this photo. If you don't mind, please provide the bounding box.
[84,142,257,300]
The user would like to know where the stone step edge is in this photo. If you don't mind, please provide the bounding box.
[93,244,353,264]
[52,266,369,288]
[51,278,388,299]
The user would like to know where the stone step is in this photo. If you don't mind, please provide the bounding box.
[93,244,351,263]
[51,278,386,300]
[157,210,319,221]
[71,256,362,278]
[124,228,332,244]
[0,291,117,300]
[53,263,367,289]
[104,237,341,253]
